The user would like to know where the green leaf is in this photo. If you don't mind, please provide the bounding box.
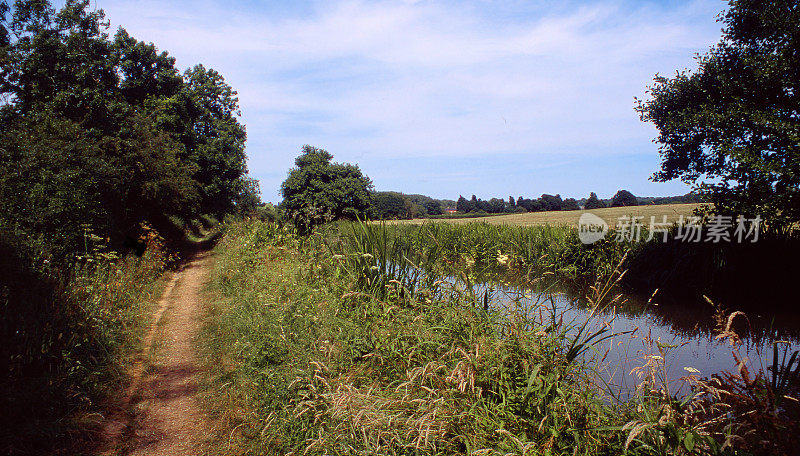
[683,432,695,452]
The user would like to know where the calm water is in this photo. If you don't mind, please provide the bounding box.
[471,281,800,397]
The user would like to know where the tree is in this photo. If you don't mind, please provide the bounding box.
[235,176,262,215]
[539,194,563,211]
[562,198,580,211]
[0,1,11,96]
[280,145,372,231]
[422,199,443,216]
[487,198,506,213]
[470,195,480,213]
[635,0,800,231]
[611,190,637,207]
[0,0,255,257]
[456,195,469,213]
[181,64,249,216]
[517,198,541,212]
[115,30,251,217]
[584,192,606,209]
[370,191,410,220]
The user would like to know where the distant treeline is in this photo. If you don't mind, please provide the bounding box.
[369,190,704,220]
[368,192,456,219]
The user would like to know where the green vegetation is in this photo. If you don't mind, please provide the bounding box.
[203,218,800,455]
[585,192,606,209]
[364,189,703,222]
[441,192,702,219]
[636,0,800,232]
[611,190,638,208]
[389,203,702,228]
[385,207,798,309]
[1,0,798,454]
[0,0,257,262]
[369,191,448,219]
[280,145,373,232]
[0,227,171,454]
[0,0,256,452]
[342,221,628,287]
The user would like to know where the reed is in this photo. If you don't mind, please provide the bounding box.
[201,218,800,456]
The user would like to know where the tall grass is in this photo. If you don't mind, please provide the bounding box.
[201,219,626,454]
[202,218,800,455]
[328,220,631,288]
[0,227,171,455]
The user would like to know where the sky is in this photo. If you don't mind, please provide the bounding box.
[93,0,728,203]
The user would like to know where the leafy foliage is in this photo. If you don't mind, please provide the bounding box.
[585,192,606,209]
[611,189,638,207]
[636,0,800,232]
[280,145,373,232]
[0,0,256,261]
[370,191,412,219]
[0,1,258,451]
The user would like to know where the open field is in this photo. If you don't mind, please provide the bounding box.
[389,203,705,227]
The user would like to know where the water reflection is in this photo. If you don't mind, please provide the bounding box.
[469,280,800,397]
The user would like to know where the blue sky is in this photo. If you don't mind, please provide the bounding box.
[94,0,727,203]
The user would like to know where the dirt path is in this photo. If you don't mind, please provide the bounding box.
[99,251,214,455]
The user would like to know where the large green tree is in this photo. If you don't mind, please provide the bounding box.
[0,0,255,258]
[370,191,410,220]
[584,192,606,209]
[636,0,800,232]
[180,65,249,216]
[610,190,638,207]
[280,145,373,231]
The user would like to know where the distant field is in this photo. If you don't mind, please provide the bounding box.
[387,203,706,228]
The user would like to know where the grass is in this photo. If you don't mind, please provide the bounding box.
[330,220,631,289]
[201,219,626,454]
[201,218,800,455]
[389,203,705,227]
[0,225,179,455]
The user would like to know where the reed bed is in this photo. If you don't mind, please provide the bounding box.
[202,218,800,456]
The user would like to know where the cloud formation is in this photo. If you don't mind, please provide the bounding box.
[94,0,726,201]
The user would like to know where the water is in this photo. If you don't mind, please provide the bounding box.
[472,281,800,398]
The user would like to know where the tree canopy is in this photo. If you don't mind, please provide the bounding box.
[610,190,638,207]
[584,192,606,209]
[368,192,444,220]
[636,0,800,232]
[280,145,372,231]
[0,0,257,260]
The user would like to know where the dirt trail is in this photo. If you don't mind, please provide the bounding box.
[99,251,214,456]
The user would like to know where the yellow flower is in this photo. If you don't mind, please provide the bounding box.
[496,251,509,265]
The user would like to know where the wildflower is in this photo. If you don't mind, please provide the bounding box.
[496,251,509,265]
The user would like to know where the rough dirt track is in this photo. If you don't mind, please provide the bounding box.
[99,251,214,456]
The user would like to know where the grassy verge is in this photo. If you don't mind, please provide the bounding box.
[203,218,800,455]
[0,228,175,455]
[202,219,626,454]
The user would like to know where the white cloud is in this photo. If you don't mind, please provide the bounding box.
[93,0,725,199]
